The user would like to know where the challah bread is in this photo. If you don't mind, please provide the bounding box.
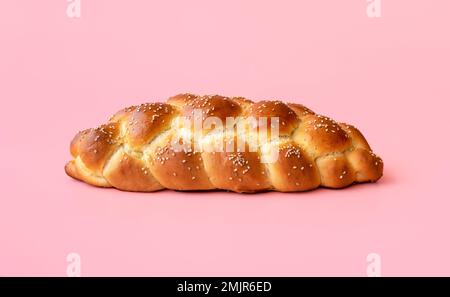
[65,94,383,193]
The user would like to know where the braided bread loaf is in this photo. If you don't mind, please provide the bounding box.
[65,94,383,193]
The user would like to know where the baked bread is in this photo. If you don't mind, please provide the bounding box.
[65,94,383,193]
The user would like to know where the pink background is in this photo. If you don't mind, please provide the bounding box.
[1,0,449,276]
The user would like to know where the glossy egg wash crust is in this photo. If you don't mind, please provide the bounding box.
[65,93,383,193]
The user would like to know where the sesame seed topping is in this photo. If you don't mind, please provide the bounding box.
[285,146,302,158]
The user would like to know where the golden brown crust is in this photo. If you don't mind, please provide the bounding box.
[293,114,352,158]
[245,101,299,136]
[339,123,371,150]
[316,154,355,188]
[346,148,383,182]
[265,142,321,191]
[119,103,177,149]
[172,94,242,123]
[103,149,163,192]
[70,123,120,176]
[202,151,271,193]
[66,93,383,192]
[65,158,111,187]
[147,143,214,191]
[287,103,315,118]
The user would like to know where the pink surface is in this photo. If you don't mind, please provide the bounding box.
[1,1,449,276]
